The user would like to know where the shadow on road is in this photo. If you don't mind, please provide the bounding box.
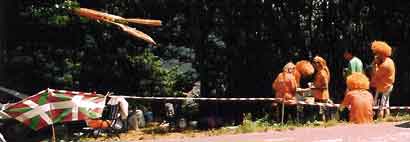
[395,121,410,128]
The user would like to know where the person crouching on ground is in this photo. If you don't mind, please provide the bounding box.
[273,62,298,123]
[339,72,373,124]
[370,41,395,118]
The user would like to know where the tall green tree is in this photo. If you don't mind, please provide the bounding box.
[3,0,410,121]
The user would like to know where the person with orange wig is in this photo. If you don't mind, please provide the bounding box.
[295,60,315,86]
[311,56,331,102]
[272,62,298,123]
[309,56,332,121]
[370,41,395,118]
[294,60,315,105]
[293,60,316,123]
[339,73,373,124]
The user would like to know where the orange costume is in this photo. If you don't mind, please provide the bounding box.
[273,63,298,104]
[312,56,330,101]
[341,90,373,124]
[86,119,112,128]
[370,57,395,93]
[369,41,395,118]
[294,71,302,88]
[341,73,373,124]
[295,60,315,86]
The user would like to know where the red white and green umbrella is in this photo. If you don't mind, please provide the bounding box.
[3,89,106,130]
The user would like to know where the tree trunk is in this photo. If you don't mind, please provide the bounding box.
[0,0,6,83]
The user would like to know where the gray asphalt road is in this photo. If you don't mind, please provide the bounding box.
[142,121,410,142]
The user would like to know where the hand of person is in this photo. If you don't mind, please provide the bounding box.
[297,88,311,92]
[272,102,278,107]
[286,100,297,105]
[343,68,348,77]
[182,92,190,96]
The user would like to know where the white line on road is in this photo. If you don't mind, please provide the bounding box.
[313,138,343,142]
[263,138,293,142]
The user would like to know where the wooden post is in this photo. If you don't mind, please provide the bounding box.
[281,99,285,124]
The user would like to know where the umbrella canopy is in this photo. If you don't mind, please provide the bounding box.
[3,89,106,130]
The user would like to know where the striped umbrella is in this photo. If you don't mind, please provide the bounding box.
[3,89,106,130]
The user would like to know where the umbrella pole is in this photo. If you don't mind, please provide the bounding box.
[51,123,56,142]
[48,104,56,142]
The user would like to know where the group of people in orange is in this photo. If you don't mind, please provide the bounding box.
[272,40,395,124]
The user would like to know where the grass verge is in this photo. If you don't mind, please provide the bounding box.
[79,113,410,141]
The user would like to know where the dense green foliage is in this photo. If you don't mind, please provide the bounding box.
[2,0,410,119]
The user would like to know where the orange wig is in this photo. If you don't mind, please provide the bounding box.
[346,72,370,90]
[371,41,392,57]
[296,60,315,77]
[313,56,327,67]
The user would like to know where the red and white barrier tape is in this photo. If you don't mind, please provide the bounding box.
[295,101,340,108]
[110,96,279,101]
[375,106,410,110]
[109,95,410,110]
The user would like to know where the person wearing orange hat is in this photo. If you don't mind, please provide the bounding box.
[370,41,395,118]
[273,62,298,123]
[339,72,374,124]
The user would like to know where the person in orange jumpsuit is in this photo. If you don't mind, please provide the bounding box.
[273,62,298,123]
[340,72,373,124]
[370,41,395,118]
